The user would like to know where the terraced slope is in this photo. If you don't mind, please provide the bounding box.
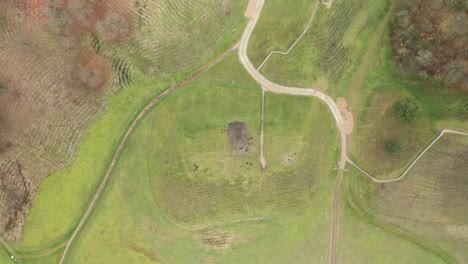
[0,0,247,251]
[65,53,339,263]
[0,0,113,242]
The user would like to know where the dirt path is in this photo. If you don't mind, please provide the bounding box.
[244,0,259,19]
[58,42,240,264]
[239,1,346,263]
[348,129,468,184]
[257,1,320,71]
[260,90,267,170]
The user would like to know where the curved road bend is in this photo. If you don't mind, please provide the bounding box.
[59,43,240,264]
[238,0,346,263]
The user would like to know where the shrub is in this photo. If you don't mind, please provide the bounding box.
[385,140,407,157]
[393,98,421,122]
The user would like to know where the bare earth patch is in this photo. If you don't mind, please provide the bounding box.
[336,97,354,135]
[198,230,233,250]
[227,122,252,153]
[244,0,258,19]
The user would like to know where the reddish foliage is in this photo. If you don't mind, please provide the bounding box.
[12,0,47,21]
[78,54,109,90]
[31,0,132,43]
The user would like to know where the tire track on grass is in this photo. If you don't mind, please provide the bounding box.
[59,42,240,264]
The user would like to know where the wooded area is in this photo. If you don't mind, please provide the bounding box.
[390,0,467,91]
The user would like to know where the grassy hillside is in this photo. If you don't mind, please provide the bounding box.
[339,197,446,264]
[256,0,389,94]
[65,53,339,263]
[348,31,468,178]
[247,0,313,67]
[16,0,248,254]
[363,135,468,263]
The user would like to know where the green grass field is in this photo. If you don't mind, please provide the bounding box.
[348,30,468,178]
[17,0,248,255]
[19,250,62,264]
[338,191,446,264]
[63,53,339,263]
[248,0,468,263]
[4,0,467,263]
[247,0,313,67]
[256,0,389,95]
[360,134,468,263]
[1,246,12,263]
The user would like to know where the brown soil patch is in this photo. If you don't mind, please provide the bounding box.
[336,97,354,135]
[198,230,232,250]
[244,0,258,19]
[227,122,252,153]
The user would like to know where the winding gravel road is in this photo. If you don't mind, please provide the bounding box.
[238,0,347,263]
